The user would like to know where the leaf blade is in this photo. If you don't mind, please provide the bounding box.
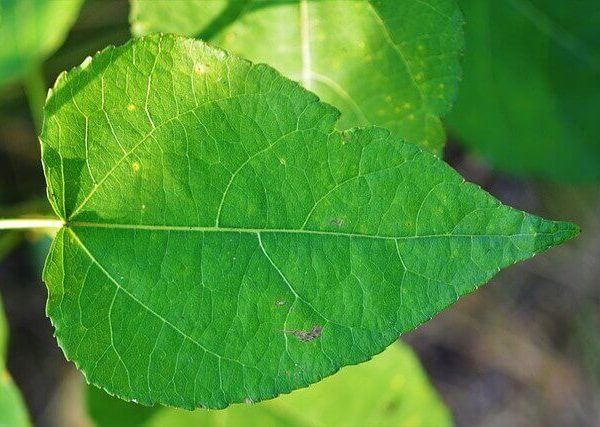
[41,34,577,409]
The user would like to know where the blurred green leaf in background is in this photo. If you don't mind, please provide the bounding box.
[0,0,83,87]
[448,0,600,182]
[0,294,31,427]
[88,343,453,427]
[0,0,83,130]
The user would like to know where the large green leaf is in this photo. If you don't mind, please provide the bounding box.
[89,343,452,427]
[0,0,84,87]
[0,296,31,427]
[447,0,600,182]
[41,34,577,410]
[130,0,464,154]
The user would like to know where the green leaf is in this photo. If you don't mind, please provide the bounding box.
[129,0,465,154]
[40,34,577,409]
[89,343,453,427]
[0,0,84,88]
[447,0,600,182]
[0,295,31,427]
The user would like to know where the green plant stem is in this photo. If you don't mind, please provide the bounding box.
[0,218,63,230]
[23,66,46,132]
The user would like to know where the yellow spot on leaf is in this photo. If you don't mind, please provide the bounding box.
[127,104,136,111]
[225,32,236,43]
[194,63,207,74]
[131,22,146,35]
[132,162,141,172]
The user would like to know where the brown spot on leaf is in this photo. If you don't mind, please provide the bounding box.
[284,325,323,342]
[341,131,351,145]
[194,63,207,74]
[331,218,345,227]
[385,400,399,413]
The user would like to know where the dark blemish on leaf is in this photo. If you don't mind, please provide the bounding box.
[341,131,351,145]
[331,218,344,227]
[194,63,207,74]
[385,400,399,413]
[284,325,323,342]
[275,299,286,306]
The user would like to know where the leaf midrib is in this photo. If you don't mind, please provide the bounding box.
[67,221,561,241]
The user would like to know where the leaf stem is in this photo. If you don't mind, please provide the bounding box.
[0,218,63,230]
[23,66,46,133]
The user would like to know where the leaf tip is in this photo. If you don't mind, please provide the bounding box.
[534,219,580,254]
[556,220,581,243]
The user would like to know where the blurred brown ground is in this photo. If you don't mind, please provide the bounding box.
[0,1,598,426]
